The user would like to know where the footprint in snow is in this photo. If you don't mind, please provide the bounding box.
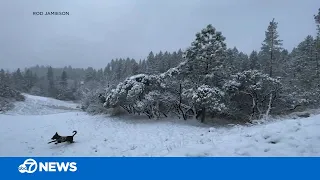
[92,145,98,152]
[130,145,137,150]
[264,148,270,152]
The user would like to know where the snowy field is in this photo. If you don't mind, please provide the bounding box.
[0,94,319,157]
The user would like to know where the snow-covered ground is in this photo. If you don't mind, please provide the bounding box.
[0,94,319,156]
[4,94,79,115]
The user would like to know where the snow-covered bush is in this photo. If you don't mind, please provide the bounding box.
[180,85,226,122]
[285,88,320,111]
[0,97,14,112]
[0,83,25,101]
[192,85,225,112]
[223,70,282,121]
[0,80,25,112]
[104,74,173,118]
[77,81,110,114]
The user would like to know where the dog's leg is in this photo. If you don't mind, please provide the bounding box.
[48,140,57,144]
[55,140,62,144]
[66,140,74,143]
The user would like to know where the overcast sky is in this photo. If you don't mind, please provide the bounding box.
[0,0,319,71]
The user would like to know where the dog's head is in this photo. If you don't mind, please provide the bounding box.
[51,132,60,140]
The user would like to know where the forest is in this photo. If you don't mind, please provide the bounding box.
[1,8,320,123]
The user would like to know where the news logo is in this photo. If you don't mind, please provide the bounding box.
[18,159,37,173]
[18,158,77,173]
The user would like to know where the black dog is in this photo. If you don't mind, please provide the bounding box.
[48,131,77,144]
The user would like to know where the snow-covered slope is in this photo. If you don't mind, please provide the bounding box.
[0,94,319,156]
[4,94,79,115]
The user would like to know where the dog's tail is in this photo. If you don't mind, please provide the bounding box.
[72,130,77,136]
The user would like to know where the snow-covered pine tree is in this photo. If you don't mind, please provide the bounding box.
[224,47,239,73]
[155,51,163,73]
[146,51,157,75]
[292,35,316,90]
[0,69,7,98]
[140,60,147,74]
[23,69,35,92]
[182,24,228,122]
[249,50,260,70]
[104,64,112,86]
[85,67,97,82]
[47,66,56,97]
[184,24,227,87]
[0,69,25,112]
[96,68,104,83]
[238,52,250,72]
[12,68,25,92]
[160,51,170,73]
[60,70,68,88]
[57,71,65,100]
[287,33,320,108]
[314,8,320,77]
[176,49,184,66]
[260,18,283,77]
[315,8,320,36]
[277,49,290,78]
[131,59,139,75]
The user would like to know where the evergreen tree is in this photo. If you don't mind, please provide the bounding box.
[104,64,112,83]
[162,51,170,71]
[238,52,250,71]
[260,18,283,77]
[184,24,227,86]
[60,70,68,88]
[0,68,25,111]
[96,68,104,83]
[278,49,290,77]
[140,60,147,73]
[249,50,259,70]
[0,69,6,91]
[12,68,25,92]
[146,51,157,74]
[315,8,320,36]
[314,8,320,77]
[47,66,56,97]
[156,51,164,73]
[225,47,238,73]
[131,59,139,75]
[85,67,97,82]
[290,35,318,91]
[23,69,35,92]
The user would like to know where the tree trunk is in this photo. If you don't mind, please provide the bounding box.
[316,39,320,78]
[270,35,274,77]
[251,97,256,120]
[178,83,187,120]
[265,93,273,120]
[201,108,206,123]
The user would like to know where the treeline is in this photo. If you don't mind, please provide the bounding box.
[0,69,25,111]
[0,50,185,110]
[95,9,320,123]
